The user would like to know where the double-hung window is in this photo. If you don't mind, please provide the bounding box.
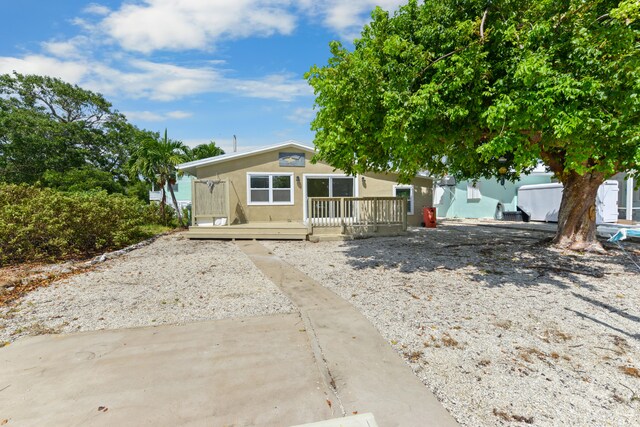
[248,173,294,205]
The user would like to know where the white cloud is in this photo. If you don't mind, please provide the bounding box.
[298,0,405,40]
[123,110,193,122]
[41,36,90,59]
[0,55,89,83]
[166,110,193,119]
[286,107,315,124]
[0,53,309,102]
[84,3,111,16]
[100,0,297,53]
[228,73,311,101]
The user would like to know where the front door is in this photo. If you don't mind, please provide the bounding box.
[305,176,355,221]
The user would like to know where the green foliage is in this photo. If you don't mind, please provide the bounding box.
[186,141,225,161]
[126,179,152,202]
[41,166,125,194]
[0,184,168,266]
[0,72,143,185]
[306,0,640,183]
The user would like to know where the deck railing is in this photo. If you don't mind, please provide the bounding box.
[307,197,408,234]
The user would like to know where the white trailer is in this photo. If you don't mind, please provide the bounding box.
[517,181,619,224]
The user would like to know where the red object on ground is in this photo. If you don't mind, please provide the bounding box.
[423,207,436,228]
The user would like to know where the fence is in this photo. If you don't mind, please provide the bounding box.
[191,179,230,226]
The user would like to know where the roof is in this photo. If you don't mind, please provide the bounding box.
[177,140,316,175]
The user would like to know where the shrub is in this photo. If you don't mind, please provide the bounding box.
[0,183,168,266]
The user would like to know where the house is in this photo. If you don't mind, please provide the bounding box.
[176,141,434,240]
[434,164,554,219]
[149,174,193,212]
[611,172,639,222]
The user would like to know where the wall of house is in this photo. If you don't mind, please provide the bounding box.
[149,174,193,210]
[436,174,553,219]
[194,149,433,226]
[361,172,433,226]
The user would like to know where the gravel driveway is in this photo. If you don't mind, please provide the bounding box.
[2,223,639,426]
[263,222,640,427]
[0,233,294,343]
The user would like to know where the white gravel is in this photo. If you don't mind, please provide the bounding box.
[0,233,294,342]
[263,222,640,427]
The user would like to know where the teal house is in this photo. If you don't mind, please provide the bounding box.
[435,167,553,219]
[149,174,194,211]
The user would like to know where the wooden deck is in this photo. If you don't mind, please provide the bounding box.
[186,222,308,240]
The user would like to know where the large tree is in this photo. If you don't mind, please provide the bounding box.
[0,72,139,186]
[306,0,640,251]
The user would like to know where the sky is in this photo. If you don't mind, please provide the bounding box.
[0,0,406,153]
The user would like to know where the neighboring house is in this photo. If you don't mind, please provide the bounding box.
[176,140,434,240]
[434,164,553,219]
[611,172,640,222]
[149,174,193,212]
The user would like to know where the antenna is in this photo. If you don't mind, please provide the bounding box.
[233,135,237,153]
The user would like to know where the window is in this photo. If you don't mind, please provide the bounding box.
[170,183,179,192]
[248,173,294,205]
[393,185,414,215]
[467,182,482,200]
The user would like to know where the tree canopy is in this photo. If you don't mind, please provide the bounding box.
[186,141,225,161]
[306,0,640,250]
[0,72,141,186]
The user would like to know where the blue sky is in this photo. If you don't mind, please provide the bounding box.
[0,0,406,153]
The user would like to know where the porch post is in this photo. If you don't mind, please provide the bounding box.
[341,197,346,234]
[402,198,408,231]
[225,178,231,226]
[373,198,378,232]
[191,178,196,227]
[627,175,634,221]
[307,197,313,234]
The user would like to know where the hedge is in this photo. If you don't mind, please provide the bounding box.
[0,183,169,266]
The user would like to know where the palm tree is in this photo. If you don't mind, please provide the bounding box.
[129,129,189,225]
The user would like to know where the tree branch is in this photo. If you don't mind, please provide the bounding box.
[480,9,489,40]
[410,47,465,91]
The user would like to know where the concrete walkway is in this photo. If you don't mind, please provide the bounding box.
[237,241,458,427]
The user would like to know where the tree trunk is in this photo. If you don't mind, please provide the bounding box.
[552,171,605,252]
[160,186,166,224]
[168,184,183,227]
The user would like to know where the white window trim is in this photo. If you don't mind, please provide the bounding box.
[393,184,414,215]
[247,172,294,205]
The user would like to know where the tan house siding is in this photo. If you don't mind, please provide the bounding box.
[192,147,433,225]
[361,172,433,226]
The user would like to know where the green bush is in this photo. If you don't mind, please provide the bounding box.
[0,183,170,266]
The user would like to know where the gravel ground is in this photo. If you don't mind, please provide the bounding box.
[263,222,640,427]
[0,233,294,343]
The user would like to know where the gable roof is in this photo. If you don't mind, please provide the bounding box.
[177,140,316,175]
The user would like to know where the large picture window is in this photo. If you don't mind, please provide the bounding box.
[247,173,294,205]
